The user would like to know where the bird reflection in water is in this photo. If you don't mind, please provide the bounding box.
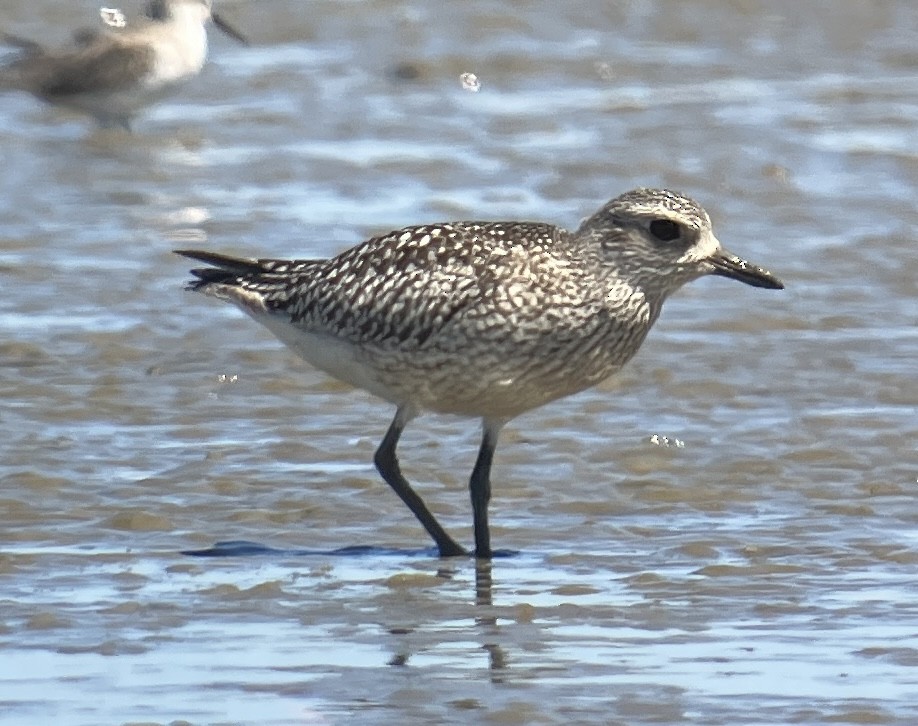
[385,559,508,679]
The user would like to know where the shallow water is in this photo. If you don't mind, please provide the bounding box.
[1,1,916,724]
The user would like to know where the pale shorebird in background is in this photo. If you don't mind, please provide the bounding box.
[0,0,247,129]
[177,188,784,558]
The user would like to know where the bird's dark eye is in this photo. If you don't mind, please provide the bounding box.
[649,219,681,242]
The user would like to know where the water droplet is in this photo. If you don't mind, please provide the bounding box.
[99,7,127,28]
[460,72,481,92]
[649,434,685,448]
[594,61,615,81]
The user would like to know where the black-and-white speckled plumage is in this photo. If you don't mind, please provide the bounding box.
[179,187,782,421]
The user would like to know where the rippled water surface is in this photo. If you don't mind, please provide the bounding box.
[1,1,916,724]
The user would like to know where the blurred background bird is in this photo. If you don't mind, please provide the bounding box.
[0,0,247,130]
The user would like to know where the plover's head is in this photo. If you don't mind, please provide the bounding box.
[145,0,248,44]
[576,187,784,294]
[146,0,209,22]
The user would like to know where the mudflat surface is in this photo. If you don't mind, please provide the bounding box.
[0,1,915,724]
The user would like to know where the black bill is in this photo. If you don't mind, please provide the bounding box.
[708,251,784,290]
[212,12,249,45]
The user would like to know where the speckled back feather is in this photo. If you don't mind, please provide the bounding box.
[182,220,585,350]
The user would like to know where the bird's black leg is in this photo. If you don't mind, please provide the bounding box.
[374,408,467,557]
[469,420,502,559]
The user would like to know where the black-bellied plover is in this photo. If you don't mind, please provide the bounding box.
[177,187,784,558]
[0,0,246,129]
